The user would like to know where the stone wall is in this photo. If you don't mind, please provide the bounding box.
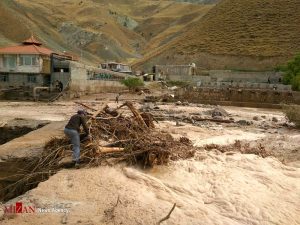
[162,69,291,91]
[196,81,291,91]
[175,87,300,108]
[208,70,283,83]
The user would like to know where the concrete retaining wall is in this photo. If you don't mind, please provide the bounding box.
[196,81,291,91]
[69,61,126,95]
[208,70,283,83]
[155,65,194,78]
[163,69,291,91]
[175,88,300,108]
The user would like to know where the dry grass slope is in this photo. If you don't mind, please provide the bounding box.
[134,0,300,70]
[0,2,30,44]
[0,0,213,64]
[174,0,300,57]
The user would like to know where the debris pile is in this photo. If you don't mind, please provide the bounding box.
[44,101,195,169]
[204,140,271,158]
[3,101,197,200]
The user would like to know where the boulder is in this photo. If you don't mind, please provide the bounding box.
[211,107,229,117]
[237,120,251,126]
[253,116,260,121]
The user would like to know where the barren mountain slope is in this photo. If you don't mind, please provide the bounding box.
[0,0,213,64]
[135,3,213,52]
[174,0,219,3]
[0,2,31,46]
[134,0,300,70]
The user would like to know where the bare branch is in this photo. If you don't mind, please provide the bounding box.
[157,203,176,224]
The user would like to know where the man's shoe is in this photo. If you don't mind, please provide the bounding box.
[75,162,80,169]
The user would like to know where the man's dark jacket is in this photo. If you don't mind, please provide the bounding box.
[65,114,89,134]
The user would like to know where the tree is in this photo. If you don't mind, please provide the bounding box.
[120,77,144,91]
[278,53,300,91]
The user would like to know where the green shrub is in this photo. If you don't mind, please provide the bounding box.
[278,53,300,91]
[121,77,144,90]
[166,80,189,87]
[291,75,300,91]
[282,104,300,128]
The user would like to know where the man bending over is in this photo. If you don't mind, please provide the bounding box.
[64,110,89,168]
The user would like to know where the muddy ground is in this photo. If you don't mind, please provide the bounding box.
[0,92,299,225]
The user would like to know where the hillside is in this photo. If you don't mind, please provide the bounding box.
[134,0,300,70]
[3,0,298,71]
[174,0,219,4]
[0,0,213,64]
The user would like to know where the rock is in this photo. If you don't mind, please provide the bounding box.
[144,96,159,102]
[175,121,182,126]
[237,120,251,126]
[140,103,154,112]
[213,116,223,120]
[115,14,138,30]
[175,101,182,106]
[272,117,278,122]
[169,86,178,90]
[253,116,260,121]
[261,115,266,119]
[211,107,229,117]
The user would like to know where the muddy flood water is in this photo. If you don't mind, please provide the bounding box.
[0,100,299,225]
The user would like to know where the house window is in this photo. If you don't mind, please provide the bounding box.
[20,55,39,66]
[0,74,9,82]
[27,74,37,83]
[3,55,17,69]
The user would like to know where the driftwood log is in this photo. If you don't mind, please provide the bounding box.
[119,101,149,129]
[74,101,97,111]
[97,147,124,153]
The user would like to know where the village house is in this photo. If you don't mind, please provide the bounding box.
[154,64,196,81]
[0,36,128,100]
[0,36,55,89]
[99,62,132,74]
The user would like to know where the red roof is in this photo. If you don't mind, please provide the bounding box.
[23,35,42,46]
[0,36,54,56]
